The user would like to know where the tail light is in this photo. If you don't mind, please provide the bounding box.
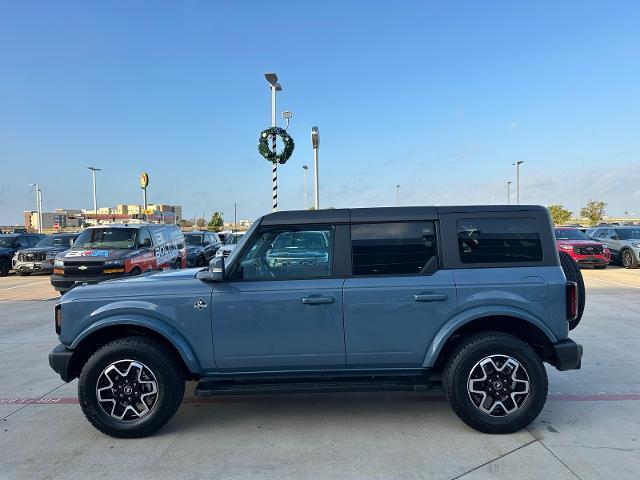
[55,304,62,335]
[566,281,578,321]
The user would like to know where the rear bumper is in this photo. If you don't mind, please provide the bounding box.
[552,339,583,371]
[50,272,127,292]
[48,344,75,382]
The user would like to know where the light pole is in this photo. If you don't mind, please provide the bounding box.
[302,165,309,210]
[87,166,101,217]
[396,185,400,207]
[311,127,320,209]
[507,181,512,205]
[264,73,282,212]
[512,161,524,205]
[29,183,42,233]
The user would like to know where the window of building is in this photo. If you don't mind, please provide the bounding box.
[457,218,543,264]
[351,222,437,275]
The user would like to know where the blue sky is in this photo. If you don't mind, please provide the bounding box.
[1,0,639,224]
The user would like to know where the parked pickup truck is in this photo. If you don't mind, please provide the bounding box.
[49,206,584,438]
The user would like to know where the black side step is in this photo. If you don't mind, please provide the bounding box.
[195,375,430,397]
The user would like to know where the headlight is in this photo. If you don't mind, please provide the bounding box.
[104,260,124,267]
[602,244,610,250]
[631,242,640,248]
[46,252,57,259]
[559,245,573,250]
[54,259,64,267]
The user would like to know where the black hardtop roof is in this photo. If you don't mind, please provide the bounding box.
[260,205,547,225]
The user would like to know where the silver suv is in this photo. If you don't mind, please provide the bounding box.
[586,226,640,268]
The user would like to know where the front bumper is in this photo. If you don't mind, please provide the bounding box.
[48,344,75,382]
[552,339,583,371]
[567,252,610,266]
[12,259,54,273]
[50,272,127,292]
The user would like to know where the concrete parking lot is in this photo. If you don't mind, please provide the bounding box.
[0,268,639,479]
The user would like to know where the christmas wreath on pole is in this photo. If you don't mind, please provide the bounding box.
[258,127,295,165]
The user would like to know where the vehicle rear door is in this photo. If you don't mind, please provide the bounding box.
[343,221,457,367]
[211,223,347,371]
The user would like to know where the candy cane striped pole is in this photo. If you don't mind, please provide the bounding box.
[272,134,278,211]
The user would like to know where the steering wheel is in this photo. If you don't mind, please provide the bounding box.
[256,257,276,279]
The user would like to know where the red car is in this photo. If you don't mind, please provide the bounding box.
[554,227,610,268]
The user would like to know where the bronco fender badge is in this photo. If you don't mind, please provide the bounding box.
[194,298,207,310]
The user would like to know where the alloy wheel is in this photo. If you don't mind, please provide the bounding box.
[96,359,159,422]
[467,355,530,416]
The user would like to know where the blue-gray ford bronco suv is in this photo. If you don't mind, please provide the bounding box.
[49,206,584,438]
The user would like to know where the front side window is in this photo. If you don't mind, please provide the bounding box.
[235,225,334,281]
[351,222,437,275]
[138,229,153,248]
[457,218,543,264]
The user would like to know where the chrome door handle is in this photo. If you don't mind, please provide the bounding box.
[301,296,335,305]
[413,294,448,302]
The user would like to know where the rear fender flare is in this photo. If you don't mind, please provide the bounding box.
[422,306,558,368]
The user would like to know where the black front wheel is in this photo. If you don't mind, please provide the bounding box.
[443,332,548,434]
[78,336,185,438]
[0,259,10,276]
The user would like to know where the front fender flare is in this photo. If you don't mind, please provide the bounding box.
[422,306,558,368]
[70,314,202,375]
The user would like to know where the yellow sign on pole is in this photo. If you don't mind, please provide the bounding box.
[140,172,149,189]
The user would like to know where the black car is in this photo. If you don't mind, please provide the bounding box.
[0,233,46,276]
[184,231,222,267]
[12,233,79,276]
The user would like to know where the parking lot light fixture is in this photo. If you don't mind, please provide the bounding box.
[512,161,524,204]
[264,73,283,212]
[302,165,309,210]
[28,183,43,233]
[507,181,512,205]
[87,166,101,216]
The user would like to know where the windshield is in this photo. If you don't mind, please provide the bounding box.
[73,228,137,249]
[185,234,204,245]
[0,235,18,247]
[226,234,243,245]
[35,235,76,248]
[554,229,589,241]
[617,229,640,240]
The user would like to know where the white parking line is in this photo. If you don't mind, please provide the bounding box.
[0,281,49,291]
[589,278,640,290]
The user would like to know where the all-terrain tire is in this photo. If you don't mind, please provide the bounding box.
[78,336,185,438]
[558,250,585,330]
[443,332,548,434]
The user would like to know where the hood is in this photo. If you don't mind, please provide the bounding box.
[62,267,202,300]
[18,246,66,255]
[59,248,133,262]
[556,239,605,246]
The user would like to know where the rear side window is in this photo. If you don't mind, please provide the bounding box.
[457,218,543,264]
[351,222,437,275]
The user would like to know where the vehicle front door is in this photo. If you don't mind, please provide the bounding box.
[211,224,346,371]
[343,222,457,367]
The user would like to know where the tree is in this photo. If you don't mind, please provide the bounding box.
[580,200,607,226]
[547,204,572,226]
[207,212,224,232]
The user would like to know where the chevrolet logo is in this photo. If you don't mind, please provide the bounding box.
[78,265,88,271]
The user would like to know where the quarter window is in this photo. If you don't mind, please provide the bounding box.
[351,222,437,275]
[457,218,543,264]
[236,225,334,280]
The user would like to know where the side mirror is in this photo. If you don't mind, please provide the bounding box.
[197,256,225,282]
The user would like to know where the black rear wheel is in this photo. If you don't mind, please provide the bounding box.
[443,332,548,434]
[558,251,585,330]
